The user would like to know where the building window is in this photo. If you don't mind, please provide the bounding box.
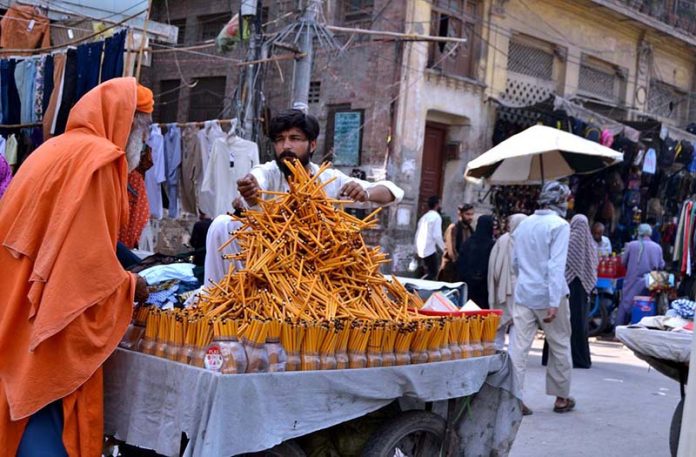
[156,79,180,124]
[649,79,688,123]
[427,0,480,79]
[578,55,626,104]
[344,0,374,23]
[188,77,226,122]
[198,14,230,42]
[308,81,321,104]
[325,104,363,166]
[171,18,186,45]
[507,37,554,81]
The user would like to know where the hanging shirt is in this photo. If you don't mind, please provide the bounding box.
[118,170,150,249]
[0,135,6,160]
[642,148,657,174]
[415,210,445,258]
[197,120,226,178]
[5,134,18,167]
[163,124,182,218]
[180,125,202,215]
[200,135,260,217]
[145,125,166,219]
[513,209,570,309]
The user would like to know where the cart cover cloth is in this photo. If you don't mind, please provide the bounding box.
[616,326,692,363]
[104,349,522,457]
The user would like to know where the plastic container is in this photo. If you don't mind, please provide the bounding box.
[320,352,337,370]
[219,338,248,374]
[335,350,349,369]
[164,343,181,361]
[301,351,320,371]
[470,342,483,358]
[449,342,462,360]
[382,351,396,367]
[411,350,428,364]
[482,341,496,356]
[348,351,367,369]
[395,351,411,366]
[286,351,301,371]
[366,350,383,368]
[266,339,287,373]
[203,343,225,372]
[153,338,168,358]
[427,348,442,363]
[440,345,453,361]
[178,344,193,364]
[244,340,270,373]
[191,346,207,368]
[119,323,145,350]
[460,343,472,359]
[138,336,156,355]
[631,296,656,324]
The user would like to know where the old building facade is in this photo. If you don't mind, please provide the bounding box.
[143,0,696,273]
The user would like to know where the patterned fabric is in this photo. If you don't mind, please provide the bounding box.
[0,154,11,198]
[565,214,598,294]
[33,55,45,121]
[669,298,695,320]
[538,181,571,217]
[118,170,150,249]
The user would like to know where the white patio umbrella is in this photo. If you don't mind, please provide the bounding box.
[464,125,623,184]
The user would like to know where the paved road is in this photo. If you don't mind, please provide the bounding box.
[510,336,680,457]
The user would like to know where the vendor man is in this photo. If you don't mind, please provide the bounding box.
[205,109,404,284]
[0,78,150,455]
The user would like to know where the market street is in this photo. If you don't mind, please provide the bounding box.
[510,336,679,457]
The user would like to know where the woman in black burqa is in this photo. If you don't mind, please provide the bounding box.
[456,215,495,309]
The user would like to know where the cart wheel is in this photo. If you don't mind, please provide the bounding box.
[360,410,446,457]
[669,398,684,457]
[242,441,306,457]
[587,296,609,337]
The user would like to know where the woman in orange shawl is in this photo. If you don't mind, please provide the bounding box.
[0,77,152,456]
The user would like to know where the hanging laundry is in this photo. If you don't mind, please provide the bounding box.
[76,41,104,100]
[0,154,11,199]
[0,5,51,53]
[33,55,46,121]
[43,52,66,139]
[41,54,54,115]
[0,135,6,160]
[642,148,657,174]
[197,120,226,177]
[145,125,166,219]
[1,59,21,125]
[180,125,203,215]
[53,47,78,136]
[200,133,260,217]
[163,124,182,218]
[101,30,126,82]
[14,57,37,124]
[5,134,17,168]
[119,169,150,249]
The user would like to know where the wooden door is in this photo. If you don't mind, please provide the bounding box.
[418,123,447,217]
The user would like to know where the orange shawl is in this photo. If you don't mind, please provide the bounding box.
[0,77,139,455]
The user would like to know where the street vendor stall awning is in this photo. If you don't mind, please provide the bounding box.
[464,125,624,184]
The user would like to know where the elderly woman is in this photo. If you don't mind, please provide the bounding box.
[488,213,527,349]
[618,223,664,326]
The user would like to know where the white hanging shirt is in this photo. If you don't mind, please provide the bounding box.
[145,125,166,219]
[200,135,260,217]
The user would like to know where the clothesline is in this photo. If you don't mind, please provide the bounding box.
[0,122,42,128]
[155,118,236,128]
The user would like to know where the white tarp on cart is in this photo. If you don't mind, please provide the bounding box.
[104,349,522,456]
[616,326,692,363]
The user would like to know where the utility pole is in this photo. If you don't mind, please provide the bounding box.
[240,0,263,141]
[291,0,322,112]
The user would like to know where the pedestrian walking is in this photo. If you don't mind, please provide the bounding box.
[457,215,495,308]
[488,213,527,349]
[439,203,474,281]
[618,223,664,326]
[415,196,445,280]
[543,214,597,369]
[509,181,575,415]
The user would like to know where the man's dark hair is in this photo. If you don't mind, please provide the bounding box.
[269,109,320,142]
[458,203,474,212]
[427,196,440,209]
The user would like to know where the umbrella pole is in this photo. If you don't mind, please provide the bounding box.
[540,154,545,185]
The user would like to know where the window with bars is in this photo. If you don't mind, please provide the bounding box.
[344,0,374,23]
[198,14,230,42]
[577,56,626,103]
[648,79,688,122]
[507,38,554,81]
[427,0,480,79]
[188,77,227,122]
[170,18,187,45]
[309,81,321,104]
[156,79,180,124]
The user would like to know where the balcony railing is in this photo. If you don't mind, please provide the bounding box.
[619,0,696,35]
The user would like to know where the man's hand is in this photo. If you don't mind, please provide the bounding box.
[134,275,149,304]
[237,173,260,207]
[543,307,558,323]
[340,181,369,202]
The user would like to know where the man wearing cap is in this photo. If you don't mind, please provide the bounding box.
[0,78,152,454]
[509,181,575,415]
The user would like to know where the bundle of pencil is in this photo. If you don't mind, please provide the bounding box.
[481,314,500,355]
[469,316,484,357]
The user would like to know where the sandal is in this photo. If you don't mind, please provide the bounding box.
[521,403,533,416]
[553,397,576,413]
